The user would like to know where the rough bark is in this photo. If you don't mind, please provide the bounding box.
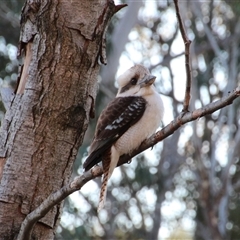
[101,0,143,88]
[0,0,117,239]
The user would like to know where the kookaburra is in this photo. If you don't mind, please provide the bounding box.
[83,64,164,211]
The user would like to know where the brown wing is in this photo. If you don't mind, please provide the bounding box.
[83,96,146,171]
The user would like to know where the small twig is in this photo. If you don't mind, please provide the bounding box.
[17,86,240,240]
[173,0,192,113]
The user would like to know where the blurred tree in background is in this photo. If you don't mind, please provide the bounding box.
[0,0,24,115]
[1,1,240,240]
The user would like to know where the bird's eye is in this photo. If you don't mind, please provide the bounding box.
[131,78,137,85]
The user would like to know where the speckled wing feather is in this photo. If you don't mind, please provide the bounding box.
[83,96,146,171]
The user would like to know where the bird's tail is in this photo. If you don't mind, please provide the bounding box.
[98,171,109,211]
[98,149,111,212]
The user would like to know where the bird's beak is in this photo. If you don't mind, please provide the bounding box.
[139,74,156,88]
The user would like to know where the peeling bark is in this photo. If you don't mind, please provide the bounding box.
[0,0,117,239]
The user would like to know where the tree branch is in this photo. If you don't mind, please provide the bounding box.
[17,166,102,240]
[173,0,192,112]
[118,86,240,166]
[17,86,240,240]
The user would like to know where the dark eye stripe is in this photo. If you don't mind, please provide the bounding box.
[131,78,137,85]
[120,78,138,93]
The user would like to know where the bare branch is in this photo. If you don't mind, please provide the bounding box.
[17,166,102,240]
[17,86,240,240]
[173,0,192,112]
[118,86,240,166]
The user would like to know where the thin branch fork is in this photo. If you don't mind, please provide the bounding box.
[17,86,240,240]
[173,0,192,113]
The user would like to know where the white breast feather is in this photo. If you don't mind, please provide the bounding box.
[114,90,164,155]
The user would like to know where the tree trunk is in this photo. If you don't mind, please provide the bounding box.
[0,0,117,239]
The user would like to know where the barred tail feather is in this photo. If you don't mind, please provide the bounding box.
[98,149,111,212]
[98,146,120,212]
[98,172,109,212]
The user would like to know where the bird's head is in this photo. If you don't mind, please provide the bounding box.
[116,64,156,97]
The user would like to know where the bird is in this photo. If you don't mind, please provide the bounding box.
[83,64,164,211]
